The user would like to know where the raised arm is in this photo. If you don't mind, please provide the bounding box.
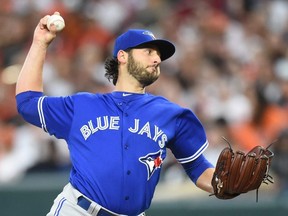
[15,12,60,95]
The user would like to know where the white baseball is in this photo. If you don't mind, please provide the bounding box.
[47,14,65,32]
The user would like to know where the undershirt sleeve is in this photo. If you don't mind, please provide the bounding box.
[182,154,214,184]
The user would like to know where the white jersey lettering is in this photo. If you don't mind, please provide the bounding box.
[97,116,109,130]
[81,116,168,147]
[80,125,92,140]
[128,119,140,133]
[138,122,152,139]
[81,116,120,140]
[152,125,164,141]
[110,116,120,130]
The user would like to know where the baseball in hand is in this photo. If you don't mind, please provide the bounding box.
[47,14,65,32]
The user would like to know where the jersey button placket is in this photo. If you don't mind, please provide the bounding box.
[122,102,131,204]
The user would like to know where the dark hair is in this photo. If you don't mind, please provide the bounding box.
[104,49,132,85]
[104,57,119,85]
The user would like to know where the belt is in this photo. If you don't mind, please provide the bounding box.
[77,196,117,216]
[77,196,145,216]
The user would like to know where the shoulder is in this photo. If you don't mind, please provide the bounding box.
[146,94,182,108]
[71,92,111,100]
[146,94,190,116]
[148,94,202,124]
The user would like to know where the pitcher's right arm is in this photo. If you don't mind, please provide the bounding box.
[16,12,60,95]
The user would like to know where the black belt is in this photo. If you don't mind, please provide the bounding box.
[77,196,116,216]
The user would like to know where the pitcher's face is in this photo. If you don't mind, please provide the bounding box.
[127,47,161,87]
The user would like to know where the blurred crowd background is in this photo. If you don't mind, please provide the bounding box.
[1,0,288,199]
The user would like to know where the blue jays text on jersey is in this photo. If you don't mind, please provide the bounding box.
[81,116,167,149]
[16,91,213,215]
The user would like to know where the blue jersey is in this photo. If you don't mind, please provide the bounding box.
[16,90,213,215]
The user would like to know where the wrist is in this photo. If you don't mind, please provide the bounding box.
[31,40,49,53]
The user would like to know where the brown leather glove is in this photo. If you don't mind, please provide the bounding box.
[211,138,274,201]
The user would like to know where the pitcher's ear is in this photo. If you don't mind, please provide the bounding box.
[117,50,128,63]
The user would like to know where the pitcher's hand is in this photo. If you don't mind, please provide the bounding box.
[33,12,62,48]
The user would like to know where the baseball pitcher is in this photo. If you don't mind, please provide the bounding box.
[15,12,273,216]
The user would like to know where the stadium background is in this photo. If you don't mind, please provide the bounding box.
[1,0,288,215]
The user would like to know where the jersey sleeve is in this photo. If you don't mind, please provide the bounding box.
[16,91,74,139]
[168,109,209,162]
[168,108,213,183]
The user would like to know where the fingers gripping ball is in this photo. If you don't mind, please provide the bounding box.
[47,14,65,32]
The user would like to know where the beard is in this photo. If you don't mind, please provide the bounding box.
[127,53,160,87]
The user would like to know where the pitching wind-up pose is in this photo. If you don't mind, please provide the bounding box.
[16,12,273,216]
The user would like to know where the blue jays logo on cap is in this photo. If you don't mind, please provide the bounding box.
[139,150,164,180]
[142,31,156,40]
[113,29,175,61]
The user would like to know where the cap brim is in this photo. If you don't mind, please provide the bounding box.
[135,40,175,61]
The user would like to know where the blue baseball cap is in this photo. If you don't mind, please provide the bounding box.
[113,29,175,61]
